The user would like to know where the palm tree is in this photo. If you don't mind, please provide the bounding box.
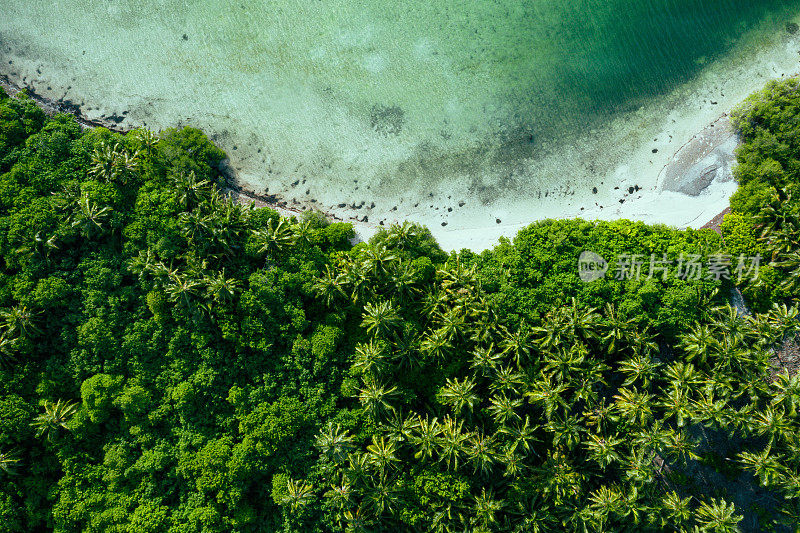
[469,307,500,346]
[631,419,672,455]
[254,218,295,255]
[353,340,390,378]
[620,447,656,485]
[437,376,480,416]
[563,298,603,343]
[506,494,555,533]
[313,265,347,307]
[659,491,692,530]
[344,452,371,486]
[117,147,141,183]
[499,416,538,457]
[338,257,372,304]
[613,387,654,427]
[203,269,240,305]
[601,303,636,354]
[678,324,715,364]
[439,257,479,296]
[384,221,421,250]
[658,383,692,428]
[470,345,502,377]
[363,477,400,517]
[173,171,211,210]
[90,141,140,184]
[767,303,800,342]
[164,272,202,309]
[438,416,469,471]
[472,488,504,528]
[384,410,418,444]
[618,353,660,388]
[89,141,116,182]
[545,414,583,451]
[366,435,399,473]
[467,433,497,477]
[499,445,526,478]
[694,498,742,532]
[0,332,18,368]
[749,405,792,446]
[315,422,355,464]
[420,289,448,318]
[582,398,613,434]
[0,305,40,338]
[343,505,373,533]
[420,328,452,362]
[664,361,701,390]
[757,186,794,221]
[16,231,60,262]
[771,369,800,416]
[361,300,401,339]
[499,322,535,366]
[292,219,315,247]
[0,449,20,475]
[325,477,354,510]
[389,261,420,304]
[281,477,315,512]
[572,364,605,409]
[148,260,181,287]
[628,325,659,359]
[130,128,160,160]
[392,329,422,369]
[776,250,800,293]
[71,195,112,239]
[587,485,624,530]
[543,344,587,383]
[127,248,159,280]
[524,372,568,420]
[534,449,585,502]
[411,415,441,460]
[489,365,524,396]
[737,446,784,488]
[532,315,563,353]
[585,434,623,470]
[692,377,730,416]
[358,377,398,421]
[715,304,747,346]
[360,244,399,279]
[31,399,79,441]
[488,392,522,426]
[436,307,465,342]
[180,210,213,244]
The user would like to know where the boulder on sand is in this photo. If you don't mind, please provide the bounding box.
[658,116,738,197]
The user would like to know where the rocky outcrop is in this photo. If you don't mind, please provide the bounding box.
[658,115,739,197]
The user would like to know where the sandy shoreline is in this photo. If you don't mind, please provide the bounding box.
[0,73,740,249]
[0,74,380,239]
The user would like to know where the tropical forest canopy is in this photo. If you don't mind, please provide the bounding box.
[0,79,800,532]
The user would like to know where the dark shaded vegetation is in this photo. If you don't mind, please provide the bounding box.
[0,80,799,532]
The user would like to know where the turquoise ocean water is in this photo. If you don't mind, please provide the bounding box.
[2,0,800,241]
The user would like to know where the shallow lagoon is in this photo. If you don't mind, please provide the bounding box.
[2,0,800,247]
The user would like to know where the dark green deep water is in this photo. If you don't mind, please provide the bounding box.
[487,0,800,137]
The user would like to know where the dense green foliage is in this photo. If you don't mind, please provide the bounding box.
[0,81,799,532]
[726,78,800,310]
